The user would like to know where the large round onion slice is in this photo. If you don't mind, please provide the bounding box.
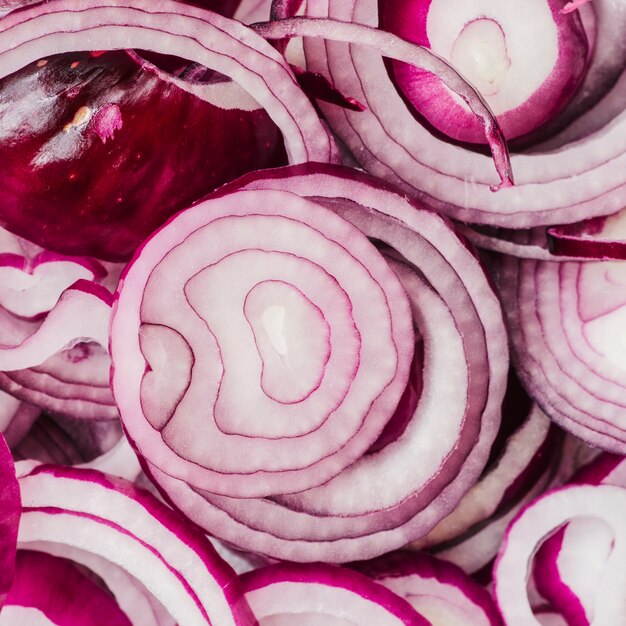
[241,562,431,626]
[16,463,256,626]
[494,484,626,625]
[112,185,414,498]
[354,551,503,626]
[0,433,19,610]
[287,0,626,228]
[1,550,132,626]
[145,163,507,563]
[494,231,626,452]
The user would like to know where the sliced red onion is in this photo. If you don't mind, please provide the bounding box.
[494,485,626,625]
[253,16,513,190]
[145,163,507,563]
[380,0,589,143]
[1,550,132,626]
[290,0,626,228]
[16,463,257,626]
[0,391,39,448]
[494,225,626,451]
[411,402,555,550]
[0,281,110,372]
[563,0,593,13]
[353,551,503,626]
[535,612,569,626]
[0,0,337,260]
[113,185,414,497]
[241,562,431,625]
[0,433,19,610]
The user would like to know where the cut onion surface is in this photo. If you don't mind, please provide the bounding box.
[494,484,626,626]
[269,0,626,229]
[140,163,507,563]
[241,562,431,626]
[493,214,626,452]
[353,550,503,626]
[0,0,336,261]
[0,391,39,448]
[16,463,257,626]
[0,550,132,626]
[380,0,589,144]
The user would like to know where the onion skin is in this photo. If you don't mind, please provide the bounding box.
[0,433,19,609]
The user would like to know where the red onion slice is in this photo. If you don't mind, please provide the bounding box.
[113,186,414,497]
[0,433,19,610]
[354,551,503,626]
[241,562,431,626]
[16,463,256,626]
[494,485,626,625]
[146,163,507,563]
[0,391,39,448]
[1,550,132,626]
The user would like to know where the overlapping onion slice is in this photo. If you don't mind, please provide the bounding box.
[112,181,415,498]
[494,484,626,625]
[241,562,430,626]
[0,550,132,626]
[0,391,38,448]
[16,463,256,626]
[140,164,507,562]
[493,220,626,452]
[354,551,503,626]
[274,0,626,228]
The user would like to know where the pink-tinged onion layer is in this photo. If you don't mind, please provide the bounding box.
[16,463,256,626]
[494,485,626,625]
[112,186,415,498]
[353,551,503,626]
[144,163,507,563]
[0,0,336,261]
[0,391,39,447]
[0,433,19,610]
[295,0,626,228]
[380,0,589,144]
[1,550,132,626]
[494,220,626,452]
[241,562,431,626]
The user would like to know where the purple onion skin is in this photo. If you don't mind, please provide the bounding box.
[0,433,19,609]
[0,50,286,261]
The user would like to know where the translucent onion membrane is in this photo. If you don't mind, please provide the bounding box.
[0,227,119,419]
[241,562,430,626]
[494,485,626,625]
[0,0,337,261]
[135,163,507,562]
[0,550,132,626]
[0,433,19,610]
[493,214,626,452]
[353,551,503,626]
[380,0,589,143]
[16,463,257,626]
[532,454,626,626]
[271,0,626,228]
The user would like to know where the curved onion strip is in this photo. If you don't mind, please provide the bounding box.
[0,433,19,609]
[0,391,39,447]
[434,464,554,575]
[1,550,132,626]
[147,163,507,563]
[252,16,513,190]
[296,0,626,228]
[16,463,256,626]
[241,562,431,626]
[354,551,503,626]
[494,485,626,625]
[0,0,335,166]
[0,281,111,372]
[112,187,414,498]
[24,541,174,626]
[411,404,554,550]
[495,250,626,452]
